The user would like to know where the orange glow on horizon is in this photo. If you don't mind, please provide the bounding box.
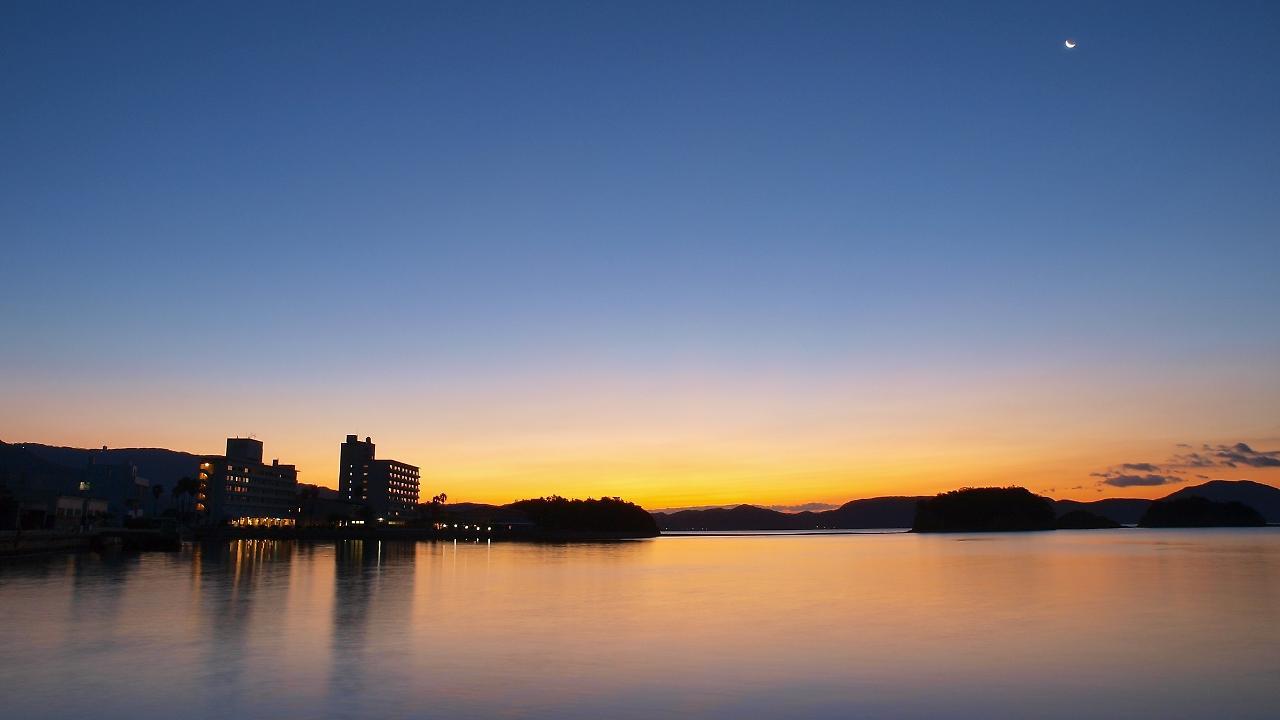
[5,355,1278,510]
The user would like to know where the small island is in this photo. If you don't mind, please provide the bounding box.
[1138,497,1266,528]
[508,496,660,539]
[911,487,1056,533]
[1054,509,1121,530]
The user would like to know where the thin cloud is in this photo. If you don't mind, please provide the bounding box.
[1119,462,1160,472]
[1169,452,1218,468]
[1096,473,1185,488]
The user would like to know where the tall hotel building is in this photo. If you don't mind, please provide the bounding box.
[339,435,421,523]
[197,438,298,527]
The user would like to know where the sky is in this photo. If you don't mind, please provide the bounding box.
[2,1,1278,508]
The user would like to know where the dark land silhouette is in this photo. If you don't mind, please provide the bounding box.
[653,479,1280,530]
[911,487,1057,533]
[1161,480,1280,522]
[1050,498,1152,526]
[653,496,920,531]
[1139,496,1266,528]
[17,443,202,496]
[508,496,659,538]
[0,441,84,489]
[1054,509,1122,529]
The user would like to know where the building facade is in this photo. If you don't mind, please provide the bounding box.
[197,438,298,527]
[82,457,149,520]
[338,435,420,523]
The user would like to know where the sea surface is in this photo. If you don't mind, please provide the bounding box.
[1,529,1278,719]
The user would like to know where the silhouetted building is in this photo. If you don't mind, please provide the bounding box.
[82,454,149,520]
[338,435,420,523]
[197,438,298,526]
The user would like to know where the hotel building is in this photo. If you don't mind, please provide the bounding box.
[197,438,298,527]
[338,435,420,523]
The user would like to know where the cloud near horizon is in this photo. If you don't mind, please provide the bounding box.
[1118,462,1161,472]
[1091,472,1184,488]
[1090,440,1280,489]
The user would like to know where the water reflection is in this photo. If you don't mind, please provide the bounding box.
[0,530,1278,720]
[329,540,427,716]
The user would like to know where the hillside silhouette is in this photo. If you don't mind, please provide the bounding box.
[18,443,201,494]
[654,480,1280,531]
[1139,496,1266,528]
[1162,480,1280,523]
[0,441,83,493]
[653,496,919,531]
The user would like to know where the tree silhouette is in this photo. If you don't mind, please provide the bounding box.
[426,492,448,525]
[508,496,658,534]
[171,476,199,521]
[912,487,1056,532]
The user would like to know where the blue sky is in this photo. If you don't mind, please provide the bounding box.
[2,2,1278,503]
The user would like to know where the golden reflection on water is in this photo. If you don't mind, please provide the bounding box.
[1,530,1278,719]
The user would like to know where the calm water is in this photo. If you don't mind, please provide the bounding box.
[2,530,1278,719]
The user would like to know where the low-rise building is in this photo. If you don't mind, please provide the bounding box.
[53,495,109,530]
[82,457,149,520]
[197,438,298,527]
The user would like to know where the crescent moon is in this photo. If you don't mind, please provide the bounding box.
[1064,39,1077,49]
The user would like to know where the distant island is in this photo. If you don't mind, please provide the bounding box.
[653,496,919,531]
[911,487,1056,533]
[653,480,1280,532]
[1053,509,1121,530]
[507,496,660,538]
[1138,496,1266,528]
[915,486,1270,533]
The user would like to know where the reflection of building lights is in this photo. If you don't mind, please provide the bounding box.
[229,516,296,528]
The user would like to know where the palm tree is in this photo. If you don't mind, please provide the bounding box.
[428,492,448,527]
